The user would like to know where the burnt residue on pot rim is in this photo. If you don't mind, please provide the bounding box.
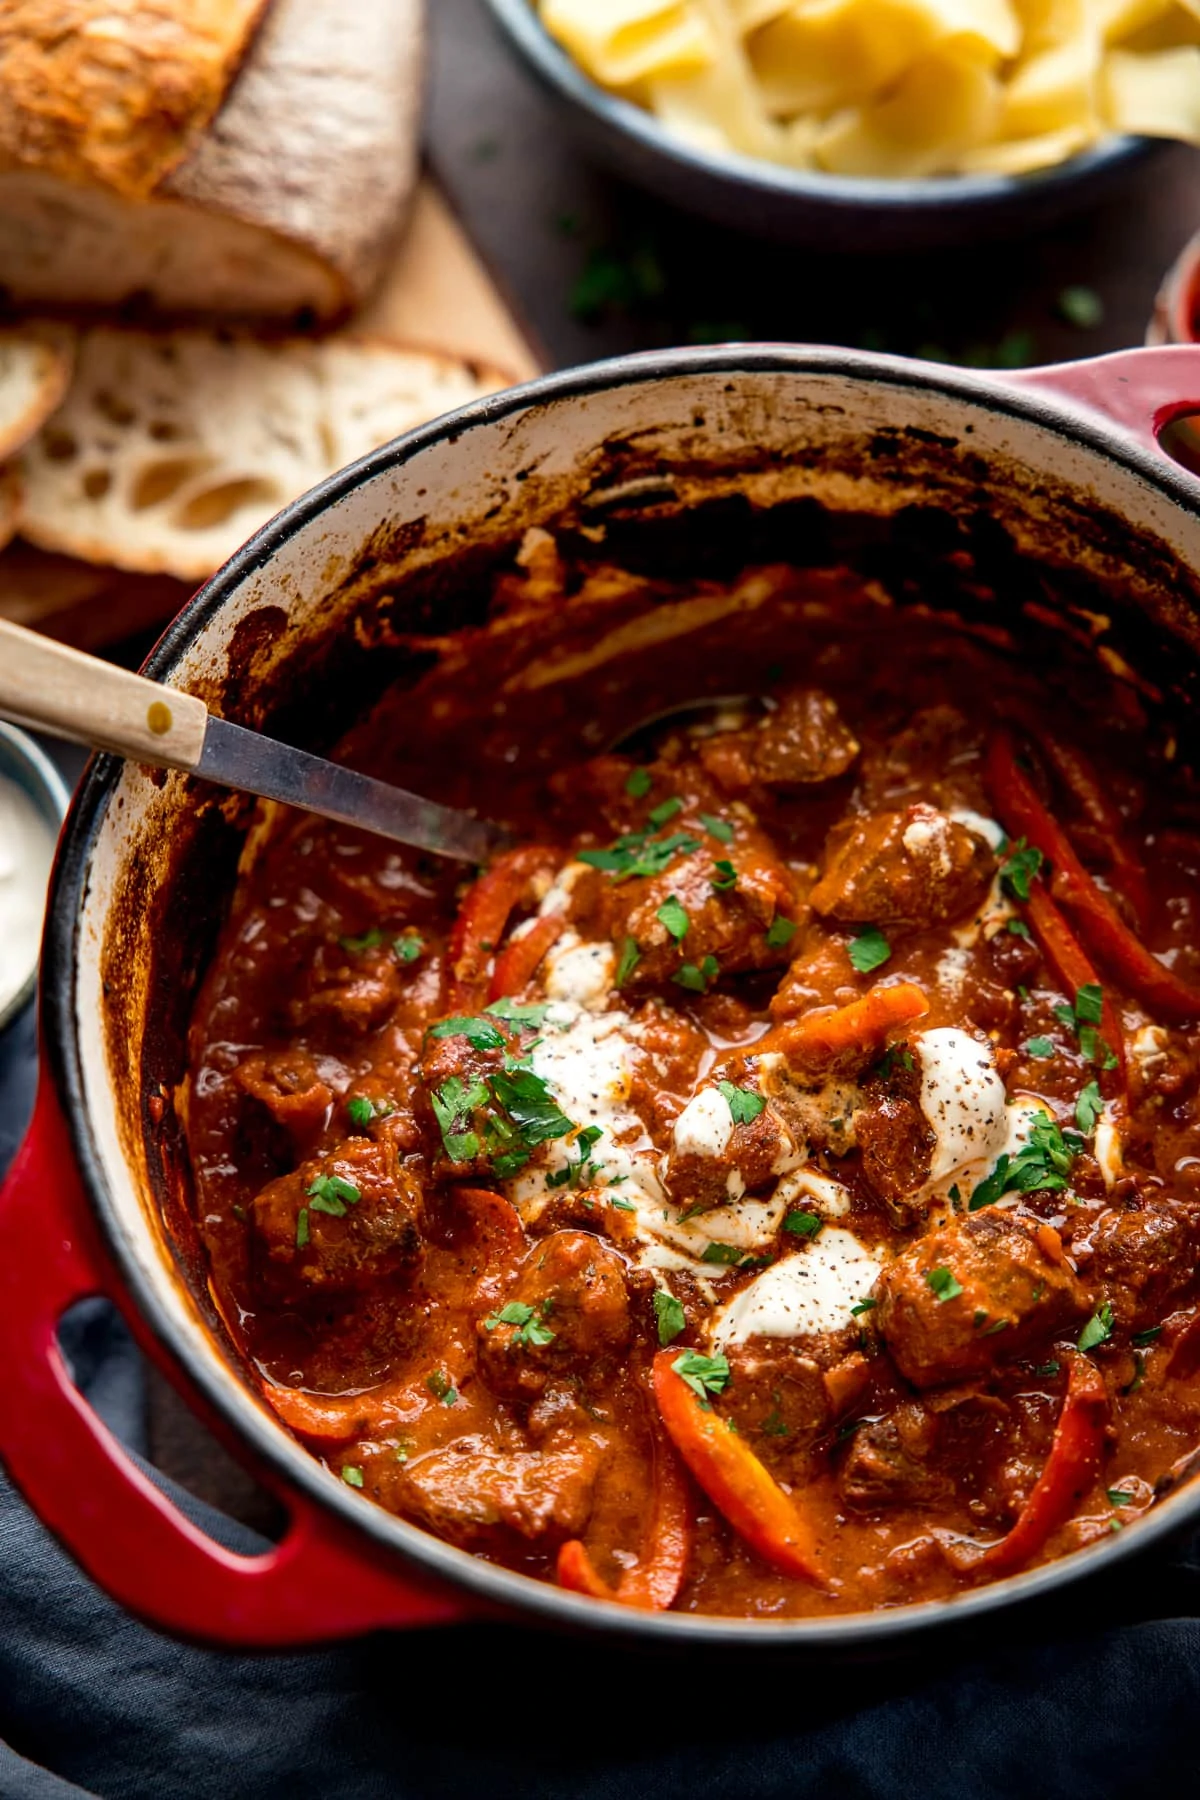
[40,347,1200,1644]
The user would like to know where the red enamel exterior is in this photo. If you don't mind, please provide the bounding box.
[0,1074,474,1645]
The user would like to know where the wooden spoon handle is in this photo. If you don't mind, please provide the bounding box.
[0,617,208,771]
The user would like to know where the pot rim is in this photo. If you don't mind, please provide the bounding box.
[41,343,1200,1645]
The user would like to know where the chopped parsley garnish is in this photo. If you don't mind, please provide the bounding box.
[1076,1078,1104,1135]
[489,1068,574,1146]
[760,1406,790,1439]
[394,933,423,963]
[428,1014,506,1050]
[1078,1025,1119,1070]
[999,838,1044,902]
[1059,285,1104,329]
[653,1289,686,1346]
[610,1196,635,1212]
[716,1081,765,1126]
[625,766,653,799]
[347,1094,392,1129]
[486,998,550,1029]
[1007,918,1032,939]
[1075,983,1104,1026]
[1035,1360,1061,1378]
[1123,1351,1146,1394]
[578,828,701,883]
[850,1298,877,1316]
[1107,1487,1134,1506]
[616,936,640,987]
[783,1209,823,1239]
[1078,1301,1115,1352]
[546,1124,604,1190]
[875,1044,916,1079]
[341,1466,365,1489]
[1132,1325,1162,1347]
[702,1241,746,1265]
[425,1370,459,1405]
[338,927,385,953]
[430,1075,486,1163]
[848,926,890,973]
[295,1207,309,1249]
[765,915,797,950]
[648,796,683,828]
[484,1300,556,1348]
[306,1174,361,1216]
[1024,1037,1056,1060]
[925,1266,964,1303]
[700,812,734,843]
[657,895,690,941]
[672,1349,731,1401]
[673,955,719,993]
[711,859,738,892]
[969,1115,1081,1210]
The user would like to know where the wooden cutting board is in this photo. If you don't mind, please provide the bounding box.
[0,178,544,650]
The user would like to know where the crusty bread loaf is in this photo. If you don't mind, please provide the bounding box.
[18,327,510,582]
[0,0,425,320]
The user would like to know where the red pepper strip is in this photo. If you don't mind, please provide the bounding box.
[557,1434,692,1610]
[756,981,929,1076]
[971,1356,1108,1575]
[448,1186,527,1267]
[444,846,559,1012]
[987,728,1200,1023]
[1024,885,1126,1081]
[1036,732,1153,932]
[487,913,565,1003]
[262,1380,409,1449]
[651,1350,824,1583]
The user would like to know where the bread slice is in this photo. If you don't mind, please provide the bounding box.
[0,0,424,319]
[17,327,511,582]
[0,328,73,459]
[0,540,191,650]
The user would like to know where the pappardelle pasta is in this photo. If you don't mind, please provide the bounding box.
[538,0,1200,178]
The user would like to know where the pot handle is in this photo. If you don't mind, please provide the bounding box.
[1004,345,1200,464]
[0,1077,477,1646]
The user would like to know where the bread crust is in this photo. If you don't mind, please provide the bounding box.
[0,0,425,317]
[164,0,425,311]
[0,0,270,196]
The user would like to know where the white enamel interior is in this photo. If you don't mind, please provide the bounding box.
[61,349,1200,1634]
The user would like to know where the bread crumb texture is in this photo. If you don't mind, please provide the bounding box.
[18,328,511,581]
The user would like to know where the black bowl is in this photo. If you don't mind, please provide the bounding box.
[484,0,1165,251]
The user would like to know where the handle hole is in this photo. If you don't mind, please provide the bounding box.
[59,1298,286,1554]
[1156,413,1200,479]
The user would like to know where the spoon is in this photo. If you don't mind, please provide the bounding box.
[0,618,507,864]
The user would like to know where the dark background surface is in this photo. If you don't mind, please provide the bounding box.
[9,0,1200,1554]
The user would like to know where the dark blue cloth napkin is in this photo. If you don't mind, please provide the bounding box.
[4,1019,1200,1798]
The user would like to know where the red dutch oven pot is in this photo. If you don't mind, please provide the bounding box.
[4,344,1200,1651]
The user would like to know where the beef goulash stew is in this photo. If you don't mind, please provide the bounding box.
[185,529,1200,1619]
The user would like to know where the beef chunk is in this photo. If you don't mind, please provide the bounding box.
[855,1058,935,1210]
[1089,1198,1200,1330]
[698,689,860,791]
[873,1210,1088,1387]
[663,1084,800,1211]
[477,1230,632,1401]
[859,705,981,809]
[235,1049,332,1139]
[725,1336,870,1478]
[252,1139,424,1300]
[811,803,995,930]
[287,939,405,1035]
[839,1402,951,1509]
[391,1436,601,1550]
